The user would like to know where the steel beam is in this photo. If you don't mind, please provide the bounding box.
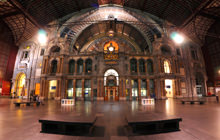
[180,0,213,28]
[0,11,20,19]
[7,0,43,29]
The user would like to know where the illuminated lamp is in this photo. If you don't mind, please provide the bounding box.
[38,29,47,45]
[108,30,114,37]
[170,32,184,44]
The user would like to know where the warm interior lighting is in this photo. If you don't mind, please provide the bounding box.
[38,29,47,45]
[170,32,184,44]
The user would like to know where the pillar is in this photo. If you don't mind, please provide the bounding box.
[101,79,104,98]
[83,60,86,74]
[122,78,126,97]
[129,79,132,101]
[64,80,68,99]
[91,79,93,101]
[138,79,141,100]
[155,79,160,99]
[147,79,150,97]
[56,80,61,98]
[57,58,61,73]
[75,62,77,74]
[73,79,76,98]
[82,79,85,99]
[160,79,165,97]
[40,79,45,97]
[119,79,122,97]
[60,57,64,73]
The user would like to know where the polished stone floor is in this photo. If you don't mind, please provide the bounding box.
[0,97,220,140]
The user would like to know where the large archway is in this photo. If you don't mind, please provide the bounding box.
[14,73,26,97]
[104,69,119,101]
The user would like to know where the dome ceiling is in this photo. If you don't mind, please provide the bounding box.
[0,0,220,45]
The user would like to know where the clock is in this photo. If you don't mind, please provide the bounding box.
[108,46,114,52]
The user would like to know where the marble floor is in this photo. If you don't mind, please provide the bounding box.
[0,97,219,140]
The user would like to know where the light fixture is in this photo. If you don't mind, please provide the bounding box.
[109,46,114,52]
[108,43,114,52]
[38,29,47,45]
[170,32,184,44]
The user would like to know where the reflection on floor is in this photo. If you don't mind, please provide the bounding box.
[0,98,219,140]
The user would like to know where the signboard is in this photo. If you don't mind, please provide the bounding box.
[142,98,155,105]
[61,99,75,105]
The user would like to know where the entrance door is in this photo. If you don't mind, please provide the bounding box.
[165,79,174,98]
[49,80,57,99]
[110,90,113,101]
[104,86,119,101]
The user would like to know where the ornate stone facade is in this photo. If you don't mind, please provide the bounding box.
[11,6,207,101]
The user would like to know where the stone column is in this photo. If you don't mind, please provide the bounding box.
[129,79,132,101]
[60,57,64,73]
[75,62,77,74]
[44,80,49,99]
[122,78,126,97]
[91,79,93,101]
[119,79,122,97]
[160,79,166,98]
[60,78,66,99]
[44,58,49,74]
[83,60,86,74]
[137,60,139,74]
[101,79,104,99]
[82,79,85,100]
[155,79,160,99]
[57,58,60,73]
[97,78,100,98]
[40,79,45,97]
[64,80,68,99]
[56,80,61,99]
[73,79,76,98]
[147,79,150,97]
[138,79,141,100]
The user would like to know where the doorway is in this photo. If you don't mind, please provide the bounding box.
[104,69,119,101]
[105,86,119,101]
[14,73,26,97]
[49,80,57,99]
[165,79,174,98]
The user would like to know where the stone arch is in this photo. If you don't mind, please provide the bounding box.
[104,69,119,86]
[59,6,164,52]
[14,72,26,97]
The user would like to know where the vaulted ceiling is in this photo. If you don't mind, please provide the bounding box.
[0,0,220,45]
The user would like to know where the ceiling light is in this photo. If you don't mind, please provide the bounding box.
[38,29,47,45]
[170,32,184,44]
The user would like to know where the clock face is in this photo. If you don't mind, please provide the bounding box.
[108,46,114,52]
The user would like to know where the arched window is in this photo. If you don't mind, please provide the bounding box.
[164,60,171,73]
[85,59,92,74]
[139,59,145,73]
[51,60,57,73]
[77,59,83,74]
[130,59,137,73]
[68,60,75,74]
[147,59,153,75]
